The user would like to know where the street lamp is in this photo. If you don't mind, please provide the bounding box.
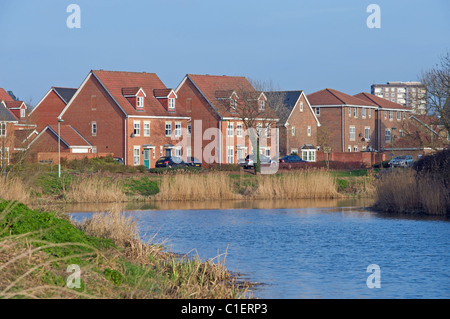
[58,118,64,178]
[391,127,397,170]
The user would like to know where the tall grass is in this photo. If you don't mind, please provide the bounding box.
[253,171,340,199]
[374,169,449,216]
[0,175,30,203]
[64,174,127,203]
[156,173,241,201]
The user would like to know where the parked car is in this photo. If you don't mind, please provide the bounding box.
[155,156,187,168]
[113,157,124,165]
[238,154,274,169]
[389,155,414,167]
[279,155,306,163]
[186,157,202,167]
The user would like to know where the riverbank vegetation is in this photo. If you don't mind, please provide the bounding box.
[374,149,449,216]
[0,199,252,299]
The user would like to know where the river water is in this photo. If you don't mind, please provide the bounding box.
[69,199,450,299]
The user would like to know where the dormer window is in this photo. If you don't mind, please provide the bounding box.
[137,96,144,108]
[168,98,175,110]
[20,108,26,118]
[230,99,237,111]
[259,100,265,112]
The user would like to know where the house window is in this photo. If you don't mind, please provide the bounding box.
[302,150,316,162]
[399,129,404,137]
[403,112,406,119]
[92,122,97,136]
[291,148,298,155]
[165,122,172,136]
[230,99,237,111]
[187,124,192,136]
[143,121,150,136]
[389,111,393,120]
[20,108,25,118]
[227,146,234,164]
[384,111,387,120]
[137,96,144,108]
[364,127,371,140]
[348,107,351,117]
[397,111,401,121]
[259,100,265,111]
[236,123,243,137]
[385,129,391,142]
[133,121,140,136]
[160,146,163,157]
[133,146,140,166]
[300,102,303,112]
[175,122,181,137]
[0,122,6,136]
[265,149,270,157]
[307,126,311,137]
[354,146,358,152]
[347,146,351,152]
[354,107,358,118]
[315,107,320,116]
[168,98,175,109]
[186,146,192,158]
[349,126,355,141]
[227,123,234,137]
[368,108,371,117]
[266,124,271,138]
[362,108,366,118]
[291,126,295,136]
[174,147,182,157]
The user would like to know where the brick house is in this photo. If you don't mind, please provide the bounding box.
[175,74,279,165]
[307,88,378,153]
[354,92,412,152]
[57,70,190,168]
[30,87,77,132]
[265,91,320,161]
[0,89,37,166]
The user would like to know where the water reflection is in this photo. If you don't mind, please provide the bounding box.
[62,198,376,213]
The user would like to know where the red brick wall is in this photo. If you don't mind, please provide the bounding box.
[284,94,318,155]
[377,109,409,149]
[30,90,68,132]
[315,107,343,152]
[60,75,126,162]
[342,106,377,152]
[316,151,385,167]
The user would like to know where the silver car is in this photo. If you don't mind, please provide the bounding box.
[238,154,273,169]
[389,155,414,167]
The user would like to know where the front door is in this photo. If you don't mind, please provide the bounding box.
[165,148,172,157]
[143,149,150,169]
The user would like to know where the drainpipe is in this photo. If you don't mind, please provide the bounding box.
[341,106,344,152]
[124,118,127,165]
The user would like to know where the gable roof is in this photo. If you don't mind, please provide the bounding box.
[53,87,77,104]
[30,124,92,148]
[266,91,303,124]
[354,92,412,111]
[0,101,18,122]
[0,88,14,102]
[307,88,376,107]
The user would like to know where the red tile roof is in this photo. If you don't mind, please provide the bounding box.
[153,88,173,98]
[307,88,376,107]
[92,70,187,117]
[0,88,13,102]
[4,100,24,109]
[48,124,91,147]
[354,92,412,110]
[187,74,266,118]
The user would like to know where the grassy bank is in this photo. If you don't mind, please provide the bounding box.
[0,199,252,299]
[1,167,377,205]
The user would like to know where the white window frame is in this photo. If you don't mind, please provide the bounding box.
[349,126,355,141]
[168,98,175,110]
[227,146,234,164]
[133,146,140,166]
[362,107,366,118]
[389,110,393,120]
[354,107,358,118]
[227,122,234,137]
[20,108,25,118]
[236,123,243,137]
[302,150,316,162]
[315,107,320,116]
[266,124,271,138]
[187,124,192,136]
[364,127,371,140]
[397,111,401,121]
[259,100,265,112]
[385,129,391,142]
[137,96,144,108]
[291,126,295,136]
[175,122,182,137]
[291,148,298,155]
[300,102,303,112]
[307,126,311,137]
[133,121,141,136]
[143,121,150,137]
[92,121,97,136]
[230,99,237,111]
[0,122,6,137]
[165,122,172,136]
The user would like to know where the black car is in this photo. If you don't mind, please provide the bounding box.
[279,155,306,163]
[186,157,202,167]
[155,156,187,168]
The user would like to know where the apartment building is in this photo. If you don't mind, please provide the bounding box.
[371,82,427,114]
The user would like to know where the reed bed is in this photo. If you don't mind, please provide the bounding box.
[64,175,127,203]
[0,175,30,204]
[253,170,340,199]
[374,169,449,216]
[155,173,242,201]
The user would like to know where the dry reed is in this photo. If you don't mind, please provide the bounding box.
[64,174,127,203]
[0,175,30,203]
[155,173,241,201]
[253,171,340,199]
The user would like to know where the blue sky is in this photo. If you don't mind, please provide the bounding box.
[0,0,449,106]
